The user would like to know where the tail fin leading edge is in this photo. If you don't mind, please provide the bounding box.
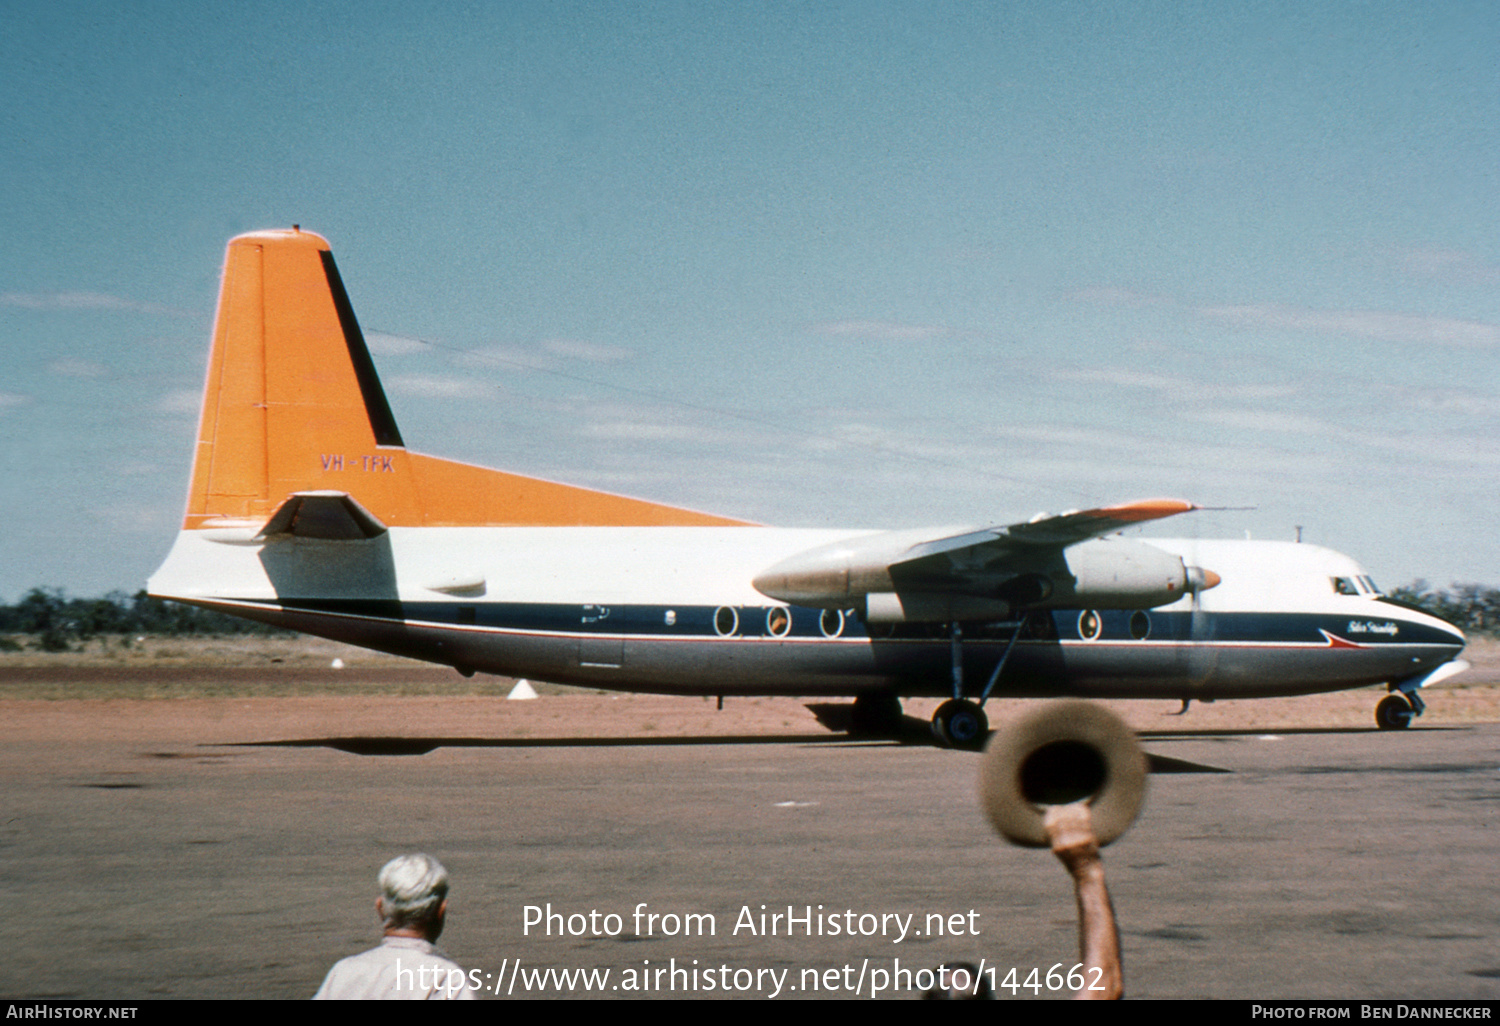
[184,229,749,530]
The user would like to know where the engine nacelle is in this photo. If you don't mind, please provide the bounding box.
[1044,537,1193,610]
[751,528,950,609]
[753,532,1197,621]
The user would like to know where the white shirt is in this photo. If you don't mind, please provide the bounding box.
[313,935,475,1000]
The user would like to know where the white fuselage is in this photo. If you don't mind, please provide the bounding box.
[150,527,1466,701]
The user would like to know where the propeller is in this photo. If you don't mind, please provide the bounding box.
[1182,563,1221,693]
[1166,505,1242,711]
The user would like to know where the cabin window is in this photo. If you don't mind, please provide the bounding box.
[714,606,739,637]
[820,609,846,638]
[664,609,677,626]
[1130,610,1151,640]
[766,607,791,637]
[1077,610,1102,641]
[1021,614,1060,641]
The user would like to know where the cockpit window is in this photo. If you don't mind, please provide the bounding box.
[1333,576,1382,597]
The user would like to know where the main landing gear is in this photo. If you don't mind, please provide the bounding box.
[926,618,1026,750]
[845,693,992,746]
[931,698,988,748]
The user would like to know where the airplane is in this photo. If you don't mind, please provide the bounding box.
[148,228,1469,746]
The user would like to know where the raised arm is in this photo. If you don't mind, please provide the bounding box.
[1044,802,1123,1000]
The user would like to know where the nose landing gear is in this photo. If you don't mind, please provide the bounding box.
[1374,693,1415,730]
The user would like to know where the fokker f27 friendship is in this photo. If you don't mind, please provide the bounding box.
[149,229,1468,744]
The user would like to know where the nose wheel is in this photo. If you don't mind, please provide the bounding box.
[1375,693,1414,730]
[931,699,989,749]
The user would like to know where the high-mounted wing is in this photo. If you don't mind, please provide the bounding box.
[895,498,1198,566]
[753,499,1215,622]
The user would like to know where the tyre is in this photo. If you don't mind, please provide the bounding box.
[1375,694,1413,730]
[931,699,989,749]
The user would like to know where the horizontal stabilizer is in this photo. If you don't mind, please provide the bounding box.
[259,492,388,540]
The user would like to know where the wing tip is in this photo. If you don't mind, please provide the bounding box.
[1095,498,1199,522]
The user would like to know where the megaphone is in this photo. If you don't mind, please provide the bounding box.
[979,700,1147,848]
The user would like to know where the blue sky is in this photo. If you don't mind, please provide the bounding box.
[2,1,1497,600]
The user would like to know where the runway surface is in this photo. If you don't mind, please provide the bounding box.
[2,692,1497,1000]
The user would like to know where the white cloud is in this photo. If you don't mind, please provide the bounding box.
[0,291,187,316]
[811,320,948,341]
[1389,247,1500,284]
[1056,368,1187,393]
[452,344,546,372]
[91,502,177,531]
[364,331,432,356]
[1060,367,1300,403]
[580,421,703,442]
[48,358,109,378]
[157,389,203,416]
[991,424,1136,449]
[543,338,631,363]
[1363,381,1500,420]
[1181,408,1337,436]
[0,392,30,411]
[386,374,498,400]
[570,400,742,447]
[1069,286,1171,307]
[1200,304,1500,348]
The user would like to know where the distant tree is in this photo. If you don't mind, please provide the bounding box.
[0,588,295,646]
[1388,581,1500,637]
[8,588,74,650]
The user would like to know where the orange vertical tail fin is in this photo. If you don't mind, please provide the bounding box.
[185,229,749,530]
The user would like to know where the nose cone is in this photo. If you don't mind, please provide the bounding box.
[1383,598,1467,651]
[1372,592,1466,646]
[1419,613,1466,652]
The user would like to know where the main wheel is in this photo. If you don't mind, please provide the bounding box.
[931,699,989,749]
[849,694,904,737]
[1375,694,1414,730]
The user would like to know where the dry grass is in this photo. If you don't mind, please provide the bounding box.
[0,633,411,668]
[0,635,594,700]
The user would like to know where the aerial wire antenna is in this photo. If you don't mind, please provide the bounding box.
[370,329,1076,498]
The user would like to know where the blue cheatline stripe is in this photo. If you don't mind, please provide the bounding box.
[212,598,1462,647]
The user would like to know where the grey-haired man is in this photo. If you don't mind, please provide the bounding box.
[314,853,475,1000]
